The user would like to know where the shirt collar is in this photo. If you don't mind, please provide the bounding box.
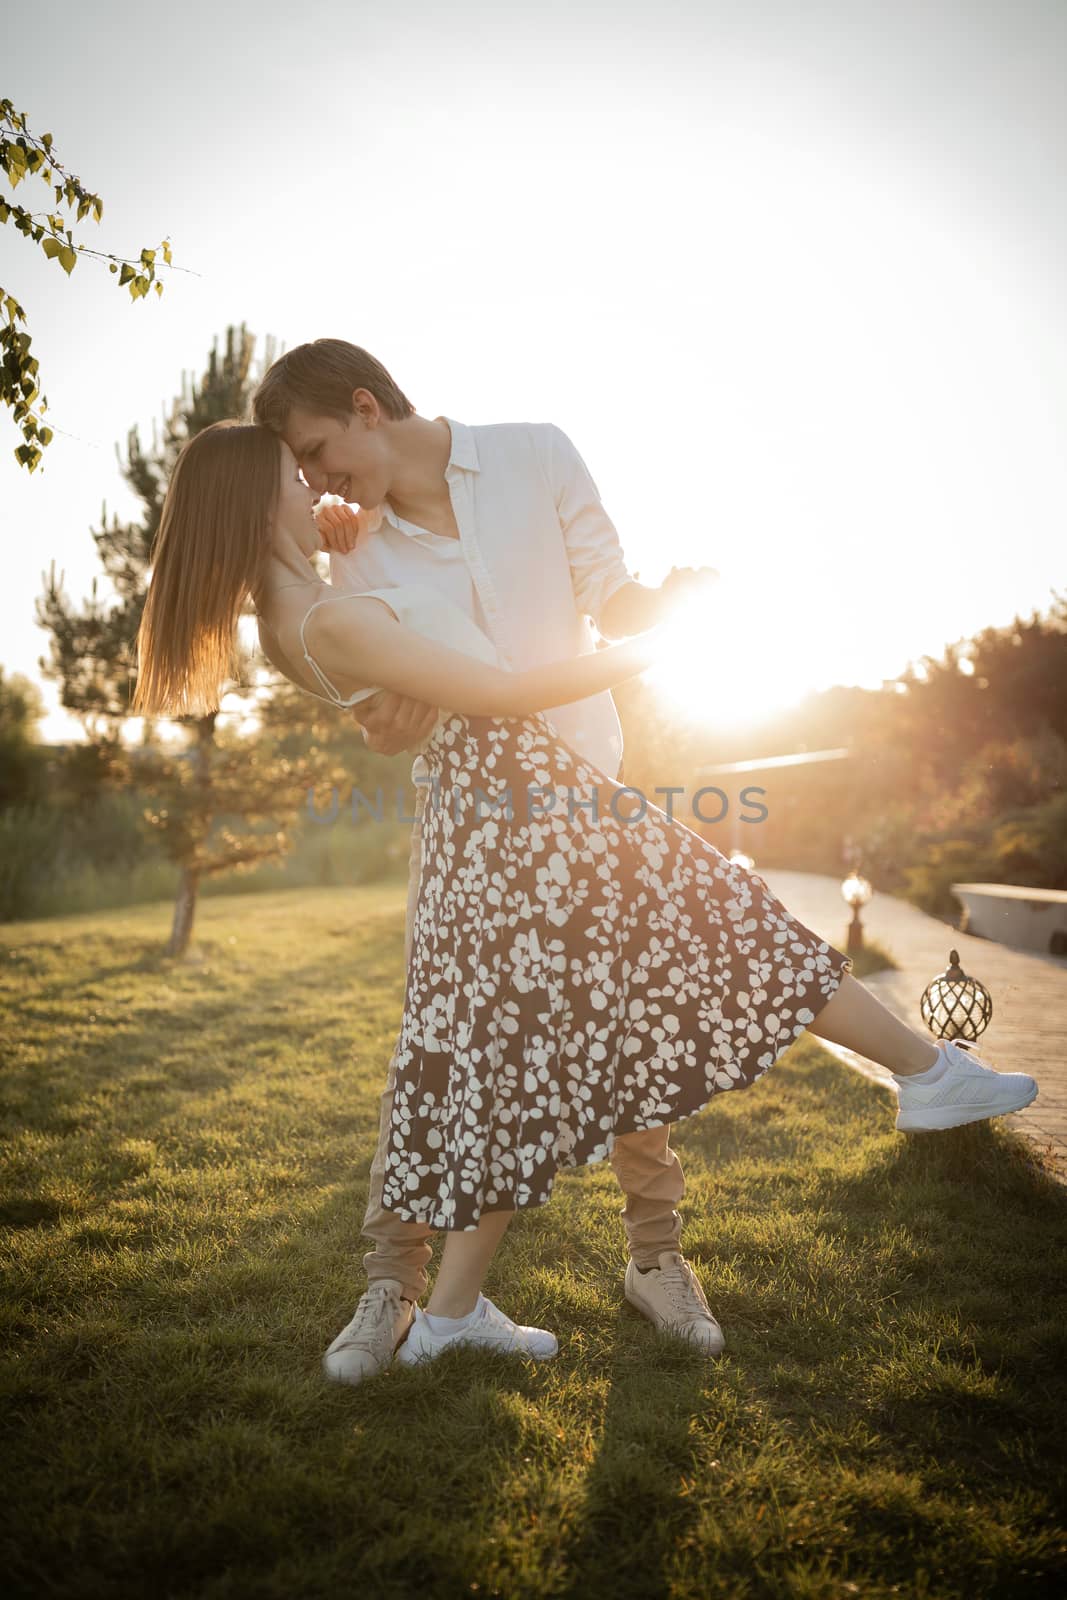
[378,417,480,537]
[436,416,480,475]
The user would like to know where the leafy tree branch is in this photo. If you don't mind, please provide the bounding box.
[1,96,174,471]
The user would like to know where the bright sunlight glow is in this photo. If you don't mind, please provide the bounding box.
[643,582,812,731]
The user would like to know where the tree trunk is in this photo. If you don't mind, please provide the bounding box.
[166,711,216,957]
[168,867,199,956]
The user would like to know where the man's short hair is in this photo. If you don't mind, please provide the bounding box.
[251,339,416,432]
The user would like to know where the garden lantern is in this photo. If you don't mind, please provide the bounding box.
[919,948,993,1043]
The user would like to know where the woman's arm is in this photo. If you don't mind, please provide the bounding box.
[307,596,668,718]
[257,616,312,693]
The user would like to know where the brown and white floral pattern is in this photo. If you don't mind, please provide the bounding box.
[381,711,853,1231]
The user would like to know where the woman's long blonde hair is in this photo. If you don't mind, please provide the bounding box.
[132,420,280,718]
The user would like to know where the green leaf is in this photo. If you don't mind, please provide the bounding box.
[118,262,134,286]
[41,235,61,260]
[154,281,163,298]
[109,261,118,273]
[58,244,77,274]
[162,239,172,265]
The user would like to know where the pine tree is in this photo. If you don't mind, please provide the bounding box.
[35,325,347,955]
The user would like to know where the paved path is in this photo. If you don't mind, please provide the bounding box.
[758,869,1067,1183]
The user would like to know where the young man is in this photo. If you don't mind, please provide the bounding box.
[252,339,724,1382]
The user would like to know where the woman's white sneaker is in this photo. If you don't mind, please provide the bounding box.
[394,1294,559,1365]
[895,1039,1039,1132]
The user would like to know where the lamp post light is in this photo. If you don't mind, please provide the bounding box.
[842,871,873,955]
[920,948,993,1044]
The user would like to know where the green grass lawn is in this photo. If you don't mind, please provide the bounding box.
[2,890,1065,1600]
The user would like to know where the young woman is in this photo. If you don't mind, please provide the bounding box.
[134,420,1038,1368]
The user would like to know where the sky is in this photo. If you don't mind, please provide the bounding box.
[2,0,1065,742]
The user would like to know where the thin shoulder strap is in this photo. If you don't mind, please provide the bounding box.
[298,591,392,707]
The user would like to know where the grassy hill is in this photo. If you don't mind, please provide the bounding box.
[1,890,1065,1599]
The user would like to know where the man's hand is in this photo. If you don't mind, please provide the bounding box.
[656,564,721,618]
[598,565,721,637]
[350,690,441,756]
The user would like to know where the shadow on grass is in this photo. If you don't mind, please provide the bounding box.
[550,1337,711,1598]
[4,915,1066,1599]
[827,1113,1067,1213]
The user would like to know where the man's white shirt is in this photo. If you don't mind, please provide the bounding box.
[328,417,635,781]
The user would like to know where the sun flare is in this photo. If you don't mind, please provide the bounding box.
[640,586,811,731]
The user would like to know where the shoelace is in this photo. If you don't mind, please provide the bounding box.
[478,1299,517,1334]
[942,1041,996,1077]
[656,1257,715,1323]
[900,1040,986,1091]
[339,1284,406,1347]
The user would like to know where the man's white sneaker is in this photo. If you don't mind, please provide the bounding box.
[895,1039,1039,1132]
[394,1294,559,1366]
[624,1250,725,1355]
[322,1278,416,1385]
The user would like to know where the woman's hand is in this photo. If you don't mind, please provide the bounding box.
[314,501,384,556]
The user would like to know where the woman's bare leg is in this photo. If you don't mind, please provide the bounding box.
[418,982,938,1318]
[806,973,941,1075]
[425,1209,515,1318]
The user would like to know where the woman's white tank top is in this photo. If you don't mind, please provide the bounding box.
[297,582,506,771]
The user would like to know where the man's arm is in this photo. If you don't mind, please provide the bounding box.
[542,422,639,635]
[541,425,721,639]
[597,580,669,639]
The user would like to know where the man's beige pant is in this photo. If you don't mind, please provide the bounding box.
[360,776,687,1301]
